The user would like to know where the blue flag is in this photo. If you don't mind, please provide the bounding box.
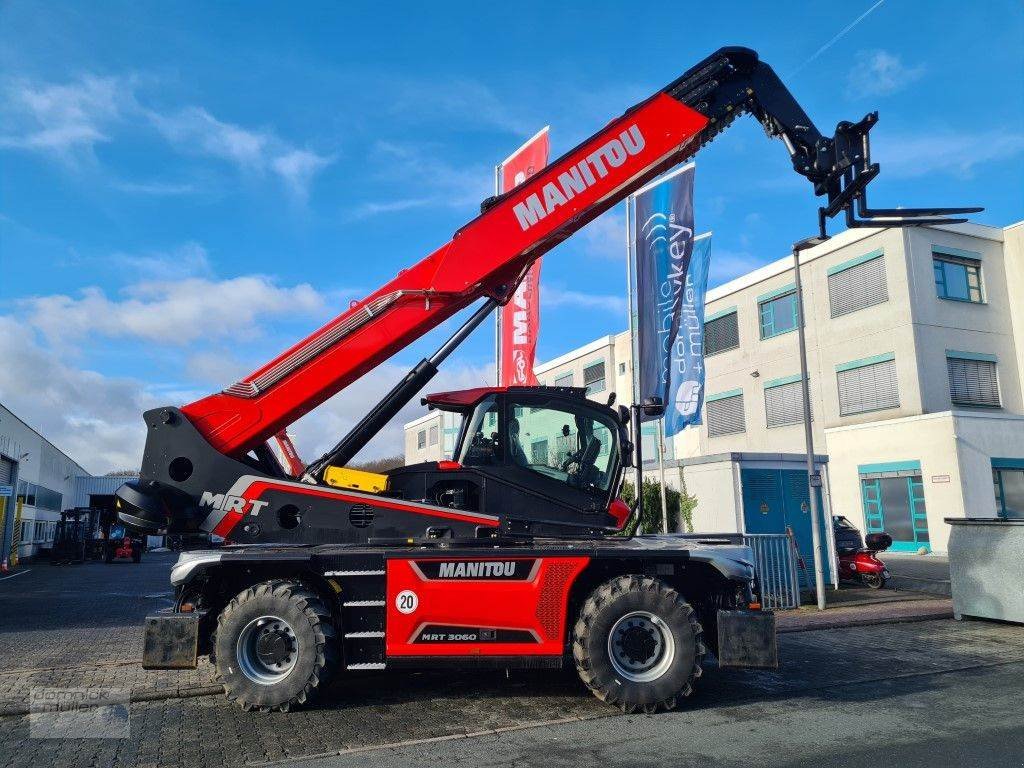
[633,164,694,420]
[664,233,711,436]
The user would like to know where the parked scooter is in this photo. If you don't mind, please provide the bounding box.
[833,515,892,589]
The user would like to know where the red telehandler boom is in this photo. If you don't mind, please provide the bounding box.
[118,47,977,713]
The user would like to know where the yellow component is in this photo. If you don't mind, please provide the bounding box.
[323,466,388,494]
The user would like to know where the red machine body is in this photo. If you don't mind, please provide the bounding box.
[385,556,589,658]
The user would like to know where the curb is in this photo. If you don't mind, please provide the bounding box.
[777,607,952,633]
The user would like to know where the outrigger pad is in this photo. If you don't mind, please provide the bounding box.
[716,609,778,669]
[142,613,200,669]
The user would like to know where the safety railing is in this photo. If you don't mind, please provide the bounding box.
[743,533,801,611]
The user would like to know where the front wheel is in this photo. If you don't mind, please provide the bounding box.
[214,580,339,712]
[862,573,885,590]
[572,575,705,714]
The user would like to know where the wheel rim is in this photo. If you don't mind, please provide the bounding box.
[607,610,676,683]
[236,615,298,684]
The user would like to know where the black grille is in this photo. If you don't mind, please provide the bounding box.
[349,504,375,528]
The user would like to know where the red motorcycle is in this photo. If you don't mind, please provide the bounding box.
[834,516,892,589]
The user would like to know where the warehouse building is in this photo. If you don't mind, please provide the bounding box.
[0,403,137,563]
[404,220,1024,555]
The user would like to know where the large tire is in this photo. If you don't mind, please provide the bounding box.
[572,574,705,714]
[214,580,339,712]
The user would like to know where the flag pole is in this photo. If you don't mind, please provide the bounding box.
[793,236,828,611]
[656,418,669,533]
[625,196,644,520]
[494,162,502,385]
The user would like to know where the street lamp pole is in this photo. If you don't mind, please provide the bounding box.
[793,235,828,611]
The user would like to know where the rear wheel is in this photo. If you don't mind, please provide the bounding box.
[572,575,705,714]
[214,580,339,712]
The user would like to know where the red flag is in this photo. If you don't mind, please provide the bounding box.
[498,127,549,387]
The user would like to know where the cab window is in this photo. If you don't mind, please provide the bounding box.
[458,396,503,466]
[506,399,617,494]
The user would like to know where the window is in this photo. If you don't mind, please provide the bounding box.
[764,378,811,428]
[618,362,626,375]
[416,430,426,449]
[706,392,745,436]
[993,460,1024,519]
[837,355,899,416]
[828,251,888,317]
[640,423,675,461]
[16,482,62,512]
[530,439,549,465]
[705,310,739,355]
[759,288,799,339]
[583,361,606,394]
[459,396,503,466]
[505,400,618,495]
[554,372,573,388]
[428,425,439,446]
[947,353,1000,407]
[933,252,983,303]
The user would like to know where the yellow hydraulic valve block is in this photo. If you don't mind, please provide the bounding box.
[323,466,387,494]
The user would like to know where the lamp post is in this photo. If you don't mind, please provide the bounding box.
[793,235,828,611]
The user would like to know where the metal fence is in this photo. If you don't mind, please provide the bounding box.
[743,533,801,610]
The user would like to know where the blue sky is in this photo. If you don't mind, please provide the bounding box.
[1,0,1022,472]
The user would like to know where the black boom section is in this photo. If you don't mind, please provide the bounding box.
[660,47,979,238]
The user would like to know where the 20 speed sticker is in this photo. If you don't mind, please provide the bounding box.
[395,589,419,614]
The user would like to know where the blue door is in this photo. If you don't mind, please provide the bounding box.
[741,468,830,587]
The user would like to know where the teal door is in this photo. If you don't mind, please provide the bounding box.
[860,474,930,552]
[741,468,830,586]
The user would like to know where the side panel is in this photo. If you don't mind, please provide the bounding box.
[384,556,589,657]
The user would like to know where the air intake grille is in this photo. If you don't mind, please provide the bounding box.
[349,504,375,528]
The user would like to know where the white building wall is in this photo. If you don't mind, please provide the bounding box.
[0,403,88,561]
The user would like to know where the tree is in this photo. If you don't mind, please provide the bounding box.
[618,475,698,535]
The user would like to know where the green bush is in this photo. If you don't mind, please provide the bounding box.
[619,474,697,535]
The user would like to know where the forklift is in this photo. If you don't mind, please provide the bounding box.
[116,46,977,713]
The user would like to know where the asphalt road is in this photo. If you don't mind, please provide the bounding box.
[2,551,1022,768]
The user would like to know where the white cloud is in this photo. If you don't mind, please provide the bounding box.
[707,248,768,287]
[272,149,334,201]
[0,317,156,473]
[290,361,494,462]
[106,241,213,280]
[111,179,197,195]
[542,285,627,317]
[874,128,1024,179]
[347,141,491,220]
[386,78,534,136]
[21,275,327,346]
[147,106,334,198]
[0,74,131,161]
[578,209,626,261]
[847,50,925,98]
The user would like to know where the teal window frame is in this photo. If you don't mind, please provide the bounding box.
[758,287,799,340]
[933,251,983,304]
[992,458,1024,519]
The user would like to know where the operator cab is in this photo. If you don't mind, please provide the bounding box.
[386,386,632,534]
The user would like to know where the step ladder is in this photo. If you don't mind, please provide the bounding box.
[326,567,387,670]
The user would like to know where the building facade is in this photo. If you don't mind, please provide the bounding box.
[403,221,1024,554]
[0,403,89,562]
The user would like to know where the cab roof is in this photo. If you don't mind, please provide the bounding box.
[422,385,590,412]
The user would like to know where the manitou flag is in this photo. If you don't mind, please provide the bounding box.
[632,163,703,433]
[498,127,549,387]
